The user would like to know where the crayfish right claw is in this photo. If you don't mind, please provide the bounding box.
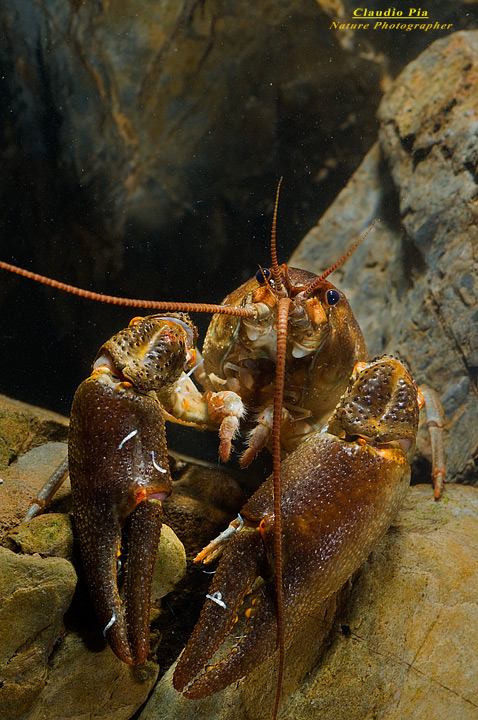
[175,356,422,699]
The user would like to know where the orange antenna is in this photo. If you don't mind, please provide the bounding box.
[270,178,284,290]
[0,260,257,319]
[271,295,290,720]
[302,222,375,299]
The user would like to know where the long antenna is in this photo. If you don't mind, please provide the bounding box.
[0,260,257,318]
[270,178,284,291]
[271,295,290,720]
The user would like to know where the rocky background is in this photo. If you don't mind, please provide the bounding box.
[0,0,477,417]
[0,3,478,720]
[292,30,478,487]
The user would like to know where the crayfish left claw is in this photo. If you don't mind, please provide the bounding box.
[69,314,197,664]
[69,370,172,664]
[173,526,278,697]
[75,498,164,664]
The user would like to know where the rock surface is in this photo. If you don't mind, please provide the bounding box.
[5,513,74,559]
[21,632,160,720]
[0,394,69,542]
[0,547,77,720]
[291,31,478,486]
[0,394,68,470]
[0,0,385,282]
[138,484,478,720]
[279,484,478,720]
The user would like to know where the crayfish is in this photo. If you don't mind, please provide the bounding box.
[0,184,445,719]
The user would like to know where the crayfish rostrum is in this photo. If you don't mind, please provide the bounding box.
[0,187,445,719]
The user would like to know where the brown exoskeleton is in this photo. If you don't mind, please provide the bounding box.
[0,185,445,719]
[173,355,423,698]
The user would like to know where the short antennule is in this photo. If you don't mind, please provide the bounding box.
[270,178,284,291]
[302,222,375,299]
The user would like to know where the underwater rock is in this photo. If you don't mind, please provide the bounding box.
[0,547,77,720]
[0,395,69,542]
[139,484,478,720]
[0,441,70,542]
[150,524,187,609]
[21,633,159,720]
[0,0,383,288]
[292,30,478,486]
[5,513,74,559]
[0,395,68,471]
[280,484,478,720]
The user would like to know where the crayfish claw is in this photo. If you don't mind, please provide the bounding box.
[74,495,165,665]
[173,527,274,697]
[72,498,133,663]
[175,356,422,699]
[69,349,175,664]
[123,499,164,664]
[182,585,277,699]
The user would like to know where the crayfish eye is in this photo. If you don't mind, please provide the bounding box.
[326,289,340,306]
[255,267,271,284]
